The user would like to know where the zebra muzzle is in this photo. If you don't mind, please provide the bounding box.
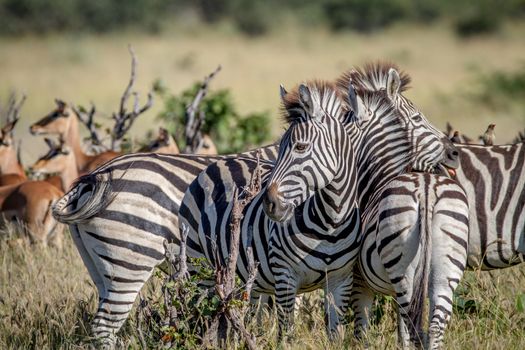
[263,182,294,222]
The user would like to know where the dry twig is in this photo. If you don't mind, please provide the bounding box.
[111,45,153,151]
[204,150,262,350]
[183,65,222,153]
[73,103,109,153]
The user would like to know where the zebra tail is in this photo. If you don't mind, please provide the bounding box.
[406,200,432,343]
[52,172,115,224]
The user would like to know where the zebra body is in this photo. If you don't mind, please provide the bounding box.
[180,81,360,336]
[52,147,278,345]
[351,83,525,343]
[455,142,525,269]
[356,173,469,349]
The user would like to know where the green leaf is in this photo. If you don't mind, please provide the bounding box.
[516,294,525,312]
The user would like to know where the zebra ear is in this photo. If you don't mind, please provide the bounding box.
[347,84,359,116]
[347,84,369,125]
[279,84,288,102]
[386,68,401,100]
[298,84,314,116]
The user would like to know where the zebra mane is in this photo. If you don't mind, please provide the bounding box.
[337,61,411,94]
[280,80,346,124]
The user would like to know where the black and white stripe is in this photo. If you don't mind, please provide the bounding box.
[355,173,469,349]
[179,81,360,337]
[180,63,459,339]
[51,147,278,345]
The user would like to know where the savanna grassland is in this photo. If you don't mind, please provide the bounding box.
[1,19,525,349]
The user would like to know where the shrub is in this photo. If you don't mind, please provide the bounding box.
[154,79,273,154]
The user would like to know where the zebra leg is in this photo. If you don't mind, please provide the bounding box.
[324,274,353,338]
[351,269,374,341]
[77,226,164,347]
[396,312,412,350]
[427,244,467,349]
[427,193,468,350]
[274,274,299,341]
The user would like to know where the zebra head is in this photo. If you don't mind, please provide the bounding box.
[263,81,354,222]
[340,63,459,176]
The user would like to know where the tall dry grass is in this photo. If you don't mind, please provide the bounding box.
[1,226,525,349]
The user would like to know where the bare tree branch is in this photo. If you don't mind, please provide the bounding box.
[73,103,110,153]
[183,65,222,153]
[111,45,153,151]
[204,150,262,350]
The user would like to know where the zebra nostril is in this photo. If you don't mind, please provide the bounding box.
[452,150,459,157]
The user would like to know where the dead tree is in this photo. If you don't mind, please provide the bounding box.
[183,65,221,154]
[203,150,262,350]
[72,103,109,154]
[111,45,153,151]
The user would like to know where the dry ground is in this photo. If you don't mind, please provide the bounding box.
[0,21,524,163]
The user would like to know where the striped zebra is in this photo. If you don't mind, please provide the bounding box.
[349,79,525,345]
[179,81,360,337]
[51,146,278,346]
[179,64,459,338]
[356,173,469,349]
[456,142,525,269]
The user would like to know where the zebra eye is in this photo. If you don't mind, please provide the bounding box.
[293,143,309,153]
[412,114,422,122]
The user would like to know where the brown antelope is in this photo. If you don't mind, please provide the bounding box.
[29,99,120,174]
[139,127,180,154]
[0,181,64,248]
[30,138,78,191]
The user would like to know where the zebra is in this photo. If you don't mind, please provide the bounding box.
[456,142,525,270]
[179,64,459,338]
[179,81,360,338]
[51,146,278,346]
[357,173,469,349]
[349,77,525,345]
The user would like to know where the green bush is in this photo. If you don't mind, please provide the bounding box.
[154,79,272,154]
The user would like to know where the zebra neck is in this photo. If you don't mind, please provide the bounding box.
[355,133,412,213]
[308,150,357,232]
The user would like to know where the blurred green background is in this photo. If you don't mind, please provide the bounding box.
[0,0,524,160]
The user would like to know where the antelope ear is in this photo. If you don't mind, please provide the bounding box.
[2,118,18,135]
[44,137,56,149]
[298,84,314,115]
[55,98,66,111]
[386,68,401,100]
[279,84,288,102]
